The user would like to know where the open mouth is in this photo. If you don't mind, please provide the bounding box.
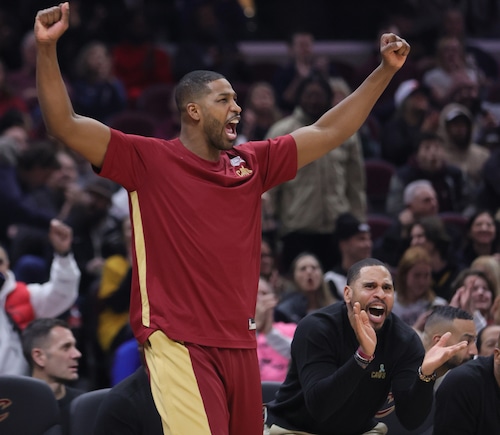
[225,118,239,140]
[367,304,386,324]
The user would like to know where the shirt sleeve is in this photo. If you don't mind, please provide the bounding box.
[28,254,80,318]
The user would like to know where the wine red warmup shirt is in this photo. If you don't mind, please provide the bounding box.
[99,130,297,348]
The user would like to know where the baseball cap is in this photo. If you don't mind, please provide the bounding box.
[394,79,426,108]
[335,213,370,241]
[445,107,470,122]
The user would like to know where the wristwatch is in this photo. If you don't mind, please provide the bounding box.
[418,366,437,383]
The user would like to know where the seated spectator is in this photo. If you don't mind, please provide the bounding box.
[385,131,467,217]
[0,140,60,249]
[94,345,163,435]
[274,252,336,324]
[9,149,81,281]
[256,278,296,382]
[374,179,439,269]
[377,305,477,434]
[380,79,437,167]
[266,258,469,435]
[438,103,490,199]
[422,36,484,107]
[65,177,124,296]
[392,246,448,330]
[324,212,372,299]
[0,219,80,375]
[439,7,499,85]
[456,209,500,268]
[0,108,30,153]
[271,31,332,113]
[71,41,127,123]
[240,81,283,142]
[471,255,500,299]
[22,317,85,435]
[408,215,461,301]
[450,268,496,332]
[421,306,477,383]
[477,324,500,357]
[433,333,500,434]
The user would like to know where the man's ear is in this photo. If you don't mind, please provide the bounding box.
[432,334,442,346]
[344,285,352,303]
[31,348,46,368]
[186,103,200,121]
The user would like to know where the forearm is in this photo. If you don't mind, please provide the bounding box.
[294,63,398,168]
[321,63,396,130]
[36,43,76,141]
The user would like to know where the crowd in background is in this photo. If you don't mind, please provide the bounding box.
[1,0,500,407]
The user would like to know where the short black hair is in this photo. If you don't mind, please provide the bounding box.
[22,318,70,370]
[174,70,226,113]
[346,258,387,286]
[424,305,473,331]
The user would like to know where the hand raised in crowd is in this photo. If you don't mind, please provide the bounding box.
[49,218,73,255]
[450,278,478,314]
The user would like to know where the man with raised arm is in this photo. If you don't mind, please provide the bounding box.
[34,3,411,434]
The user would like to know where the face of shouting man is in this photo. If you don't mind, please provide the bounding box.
[344,263,395,332]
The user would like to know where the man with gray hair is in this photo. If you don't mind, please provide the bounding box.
[374,179,439,268]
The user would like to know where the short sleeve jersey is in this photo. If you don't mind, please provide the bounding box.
[99,130,297,348]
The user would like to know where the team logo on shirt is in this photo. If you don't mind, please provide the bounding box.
[371,364,386,379]
[230,156,253,177]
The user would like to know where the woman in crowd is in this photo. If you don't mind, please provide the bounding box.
[392,245,448,329]
[450,268,496,331]
[274,252,336,324]
[457,209,500,268]
[408,215,461,301]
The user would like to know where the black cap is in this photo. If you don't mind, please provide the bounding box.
[336,213,370,241]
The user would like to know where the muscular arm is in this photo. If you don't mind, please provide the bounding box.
[35,3,110,168]
[292,34,410,169]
